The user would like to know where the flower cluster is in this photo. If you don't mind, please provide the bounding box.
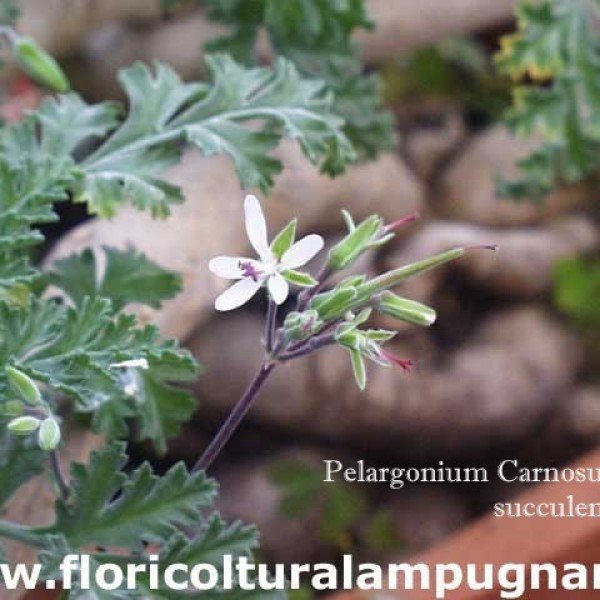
[209,195,493,390]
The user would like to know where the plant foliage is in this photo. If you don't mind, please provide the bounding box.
[496,0,600,200]
[0,15,360,589]
[205,0,395,159]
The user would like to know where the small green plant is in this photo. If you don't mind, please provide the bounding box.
[553,257,600,327]
[0,15,354,594]
[270,458,402,556]
[496,0,600,200]
[204,0,395,161]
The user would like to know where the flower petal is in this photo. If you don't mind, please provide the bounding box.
[215,279,261,311]
[268,272,289,305]
[209,256,247,279]
[281,234,324,268]
[244,194,271,262]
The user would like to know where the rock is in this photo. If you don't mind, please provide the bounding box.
[268,143,424,236]
[378,486,469,557]
[66,13,222,99]
[557,386,600,443]
[17,0,167,58]
[359,0,516,63]
[404,111,466,180]
[383,217,598,299]
[438,127,590,226]
[215,450,340,563]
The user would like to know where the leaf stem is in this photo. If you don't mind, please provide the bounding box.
[50,450,70,501]
[0,520,45,548]
[192,362,276,473]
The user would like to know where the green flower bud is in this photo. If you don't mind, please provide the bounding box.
[377,292,437,327]
[1,400,24,417]
[327,213,382,271]
[38,417,61,451]
[12,36,70,92]
[358,248,466,297]
[284,310,322,341]
[6,366,42,406]
[7,415,41,435]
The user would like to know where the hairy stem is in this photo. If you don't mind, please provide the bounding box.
[279,333,337,361]
[192,362,276,473]
[0,520,45,548]
[265,299,277,353]
[50,450,69,500]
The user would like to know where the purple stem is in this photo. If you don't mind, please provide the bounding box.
[279,333,337,361]
[265,299,277,353]
[50,450,69,500]
[192,362,276,473]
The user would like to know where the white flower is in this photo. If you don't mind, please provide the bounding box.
[209,195,324,311]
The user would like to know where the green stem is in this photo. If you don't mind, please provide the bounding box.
[0,520,46,548]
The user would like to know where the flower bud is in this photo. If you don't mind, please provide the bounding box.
[7,415,41,435]
[6,366,42,406]
[38,417,61,451]
[12,36,70,92]
[376,292,437,327]
[327,213,382,271]
[284,310,322,342]
[1,400,24,417]
[358,247,466,297]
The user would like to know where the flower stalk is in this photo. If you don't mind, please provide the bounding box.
[201,196,497,470]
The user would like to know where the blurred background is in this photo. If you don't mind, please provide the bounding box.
[3,1,598,595]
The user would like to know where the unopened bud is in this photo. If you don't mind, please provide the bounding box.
[7,415,41,435]
[12,36,70,92]
[6,366,42,406]
[359,247,466,297]
[327,214,382,271]
[1,400,24,417]
[38,417,61,451]
[377,292,436,327]
[284,310,322,342]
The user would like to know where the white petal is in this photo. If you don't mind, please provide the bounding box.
[215,279,261,311]
[281,234,324,268]
[209,256,246,279]
[268,273,289,305]
[244,195,272,262]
